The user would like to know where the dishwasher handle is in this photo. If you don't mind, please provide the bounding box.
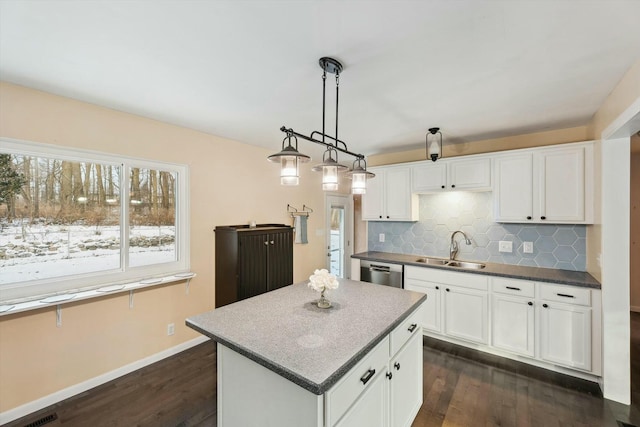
[368,265,391,274]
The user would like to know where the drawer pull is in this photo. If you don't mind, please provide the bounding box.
[394,362,401,370]
[506,286,521,291]
[360,369,376,385]
[557,293,575,298]
[407,323,417,333]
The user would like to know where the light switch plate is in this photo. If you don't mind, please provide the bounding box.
[523,241,533,253]
[379,233,385,243]
[498,241,513,253]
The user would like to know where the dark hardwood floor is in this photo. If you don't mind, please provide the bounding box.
[7,313,640,427]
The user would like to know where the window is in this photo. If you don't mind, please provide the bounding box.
[0,139,189,303]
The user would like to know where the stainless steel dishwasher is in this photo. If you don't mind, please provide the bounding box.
[360,260,403,288]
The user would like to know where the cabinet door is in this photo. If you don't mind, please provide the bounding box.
[493,154,533,222]
[448,158,491,191]
[384,167,413,220]
[389,331,423,427]
[536,147,585,222]
[491,294,535,357]
[237,233,268,300]
[267,229,293,291]
[404,279,441,334]
[539,302,591,371]
[334,367,388,427]
[411,162,447,192]
[443,286,488,344]
[361,169,385,220]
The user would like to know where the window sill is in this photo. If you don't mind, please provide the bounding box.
[0,273,196,317]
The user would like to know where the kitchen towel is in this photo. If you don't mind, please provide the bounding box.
[294,215,308,244]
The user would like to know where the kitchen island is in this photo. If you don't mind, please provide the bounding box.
[186,278,426,427]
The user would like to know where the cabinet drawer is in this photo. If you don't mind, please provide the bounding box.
[539,284,591,306]
[405,266,488,290]
[327,336,389,426]
[389,305,422,357]
[492,277,535,298]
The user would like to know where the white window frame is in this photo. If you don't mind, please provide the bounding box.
[0,138,190,303]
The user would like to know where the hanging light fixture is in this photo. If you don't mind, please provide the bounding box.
[345,158,375,194]
[312,147,348,191]
[267,131,311,185]
[426,127,443,162]
[270,57,374,192]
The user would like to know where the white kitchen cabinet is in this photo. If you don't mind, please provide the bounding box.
[404,278,442,333]
[362,165,417,221]
[412,157,491,193]
[443,285,488,344]
[491,277,536,357]
[334,366,388,427]
[493,141,593,224]
[389,331,423,427]
[538,283,592,371]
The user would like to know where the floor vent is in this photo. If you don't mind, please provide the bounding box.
[23,413,58,427]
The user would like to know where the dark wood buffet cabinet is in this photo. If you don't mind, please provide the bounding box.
[214,224,294,308]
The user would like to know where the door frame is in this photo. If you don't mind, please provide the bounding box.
[325,194,354,279]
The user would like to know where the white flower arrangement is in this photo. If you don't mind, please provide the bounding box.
[308,268,339,293]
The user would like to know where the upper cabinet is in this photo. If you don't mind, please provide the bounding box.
[493,142,594,224]
[362,165,418,221]
[412,157,491,193]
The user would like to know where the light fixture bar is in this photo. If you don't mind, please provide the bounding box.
[280,126,365,160]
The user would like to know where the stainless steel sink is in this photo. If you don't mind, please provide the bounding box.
[446,261,486,270]
[415,257,449,266]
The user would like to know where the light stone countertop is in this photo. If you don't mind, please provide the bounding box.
[353,251,601,289]
[186,279,426,395]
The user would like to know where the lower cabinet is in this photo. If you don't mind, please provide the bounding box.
[443,285,488,344]
[404,265,601,378]
[328,304,424,427]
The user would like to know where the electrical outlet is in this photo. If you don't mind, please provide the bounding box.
[167,323,175,336]
[523,241,533,254]
[379,233,385,243]
[498,241,513,253]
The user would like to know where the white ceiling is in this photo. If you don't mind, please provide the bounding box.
[1,1,639,157]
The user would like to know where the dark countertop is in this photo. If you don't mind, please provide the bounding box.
[352,251,601,289]
[186,279,426,395]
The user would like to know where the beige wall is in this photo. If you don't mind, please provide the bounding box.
[631,135,640,311]
[0,82,327,412]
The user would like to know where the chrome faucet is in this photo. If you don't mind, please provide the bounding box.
[450,230,472,261]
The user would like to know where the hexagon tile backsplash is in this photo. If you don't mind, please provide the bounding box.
[367,192,586,271]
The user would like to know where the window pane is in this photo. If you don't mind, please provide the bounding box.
[128,168,177,267]
[0,154,121,284]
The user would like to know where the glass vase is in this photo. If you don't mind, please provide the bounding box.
[317,290,331,309]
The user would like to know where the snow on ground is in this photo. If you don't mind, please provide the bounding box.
[0,221,175,284]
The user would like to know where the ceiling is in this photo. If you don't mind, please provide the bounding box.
[1,1,639,158]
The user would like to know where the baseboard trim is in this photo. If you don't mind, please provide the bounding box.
[0,335,210,425]
[631,306,640,313]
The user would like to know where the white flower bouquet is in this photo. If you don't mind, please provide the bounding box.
[308,268,339,293]
[308,269,339,308]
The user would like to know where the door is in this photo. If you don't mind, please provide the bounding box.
[326,195,354,278]
[539,301,592,370]
[385,167,412,220]
[361,168,384,220]
[494,154,533,222]
[448,158,491,190]
[237,232,268,300]
[536,146,585,222]
[267,229,293,291]
[389,331,423,427]
[334,367,388,427]
[411,162,447,192]
[443,285,488,344]
[491,294,535,357]
[404,279,441,334]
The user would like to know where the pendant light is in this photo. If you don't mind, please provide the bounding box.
[312,147,348,191]
[426,127,443,162]
[271,57,374,192]
[267,132,310,185]
[345,158,375,194]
